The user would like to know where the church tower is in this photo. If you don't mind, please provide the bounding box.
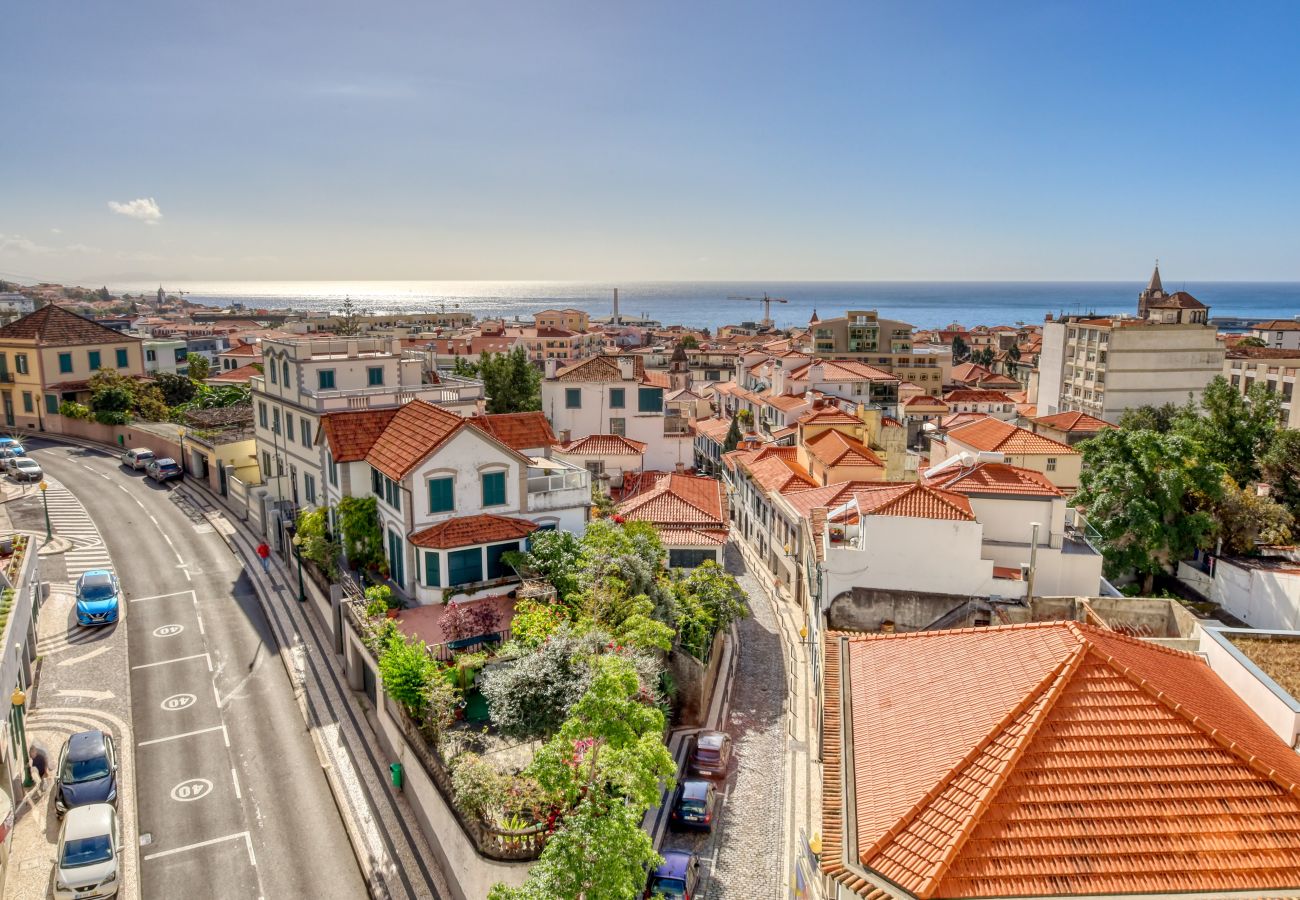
[1138,261,1165,319]
[669,341,690,391]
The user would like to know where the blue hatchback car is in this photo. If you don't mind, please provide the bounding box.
[75,571,121,626]
[55,730,119,818]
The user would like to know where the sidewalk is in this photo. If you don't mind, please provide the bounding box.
[172,483,451,900]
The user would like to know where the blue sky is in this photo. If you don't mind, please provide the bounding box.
[3,1,1299,283]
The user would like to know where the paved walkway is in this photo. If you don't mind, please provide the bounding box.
[173,484,451,900]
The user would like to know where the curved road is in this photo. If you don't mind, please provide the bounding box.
[27,440,365,899]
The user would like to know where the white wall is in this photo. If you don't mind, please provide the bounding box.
[824,517,998,598]
[542,380,693,471]
[966,496,1063,546]
[1213,561,1300,631]
[1036,322,1065,414]
[1199,627,1300,748]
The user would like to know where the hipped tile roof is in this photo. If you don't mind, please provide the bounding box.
[555,434,647,456]
[804,429,884,469]
[1031,410,1114,434]
[824,622,1300,899]
[618,473,725,528]
[926,461,1062,498]
[319,408,400,462]
[409,514,539,549]
[365,400,465,479]
[945,417,1078,456]
[467,411,556,451]
[851,482,975,521]
[0,305,143,346]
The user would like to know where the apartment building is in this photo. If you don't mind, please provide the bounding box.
[0,305,145,431]
[1036,267,1225,423]
[928,417,1081,492]
[252,336,484,512]
[143,339,190,375]
[319,400,589,605]
[533,309,590,332]
[1224,346,1300,428]
[540,354,693,472]
[1248,320,1300,350]
[800,310,948,395]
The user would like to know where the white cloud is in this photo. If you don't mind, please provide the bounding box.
[108,197,163,224]
[50,227,63,235]
[0,233,54,255]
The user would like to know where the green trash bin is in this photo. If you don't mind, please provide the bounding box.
[390,762,403,790]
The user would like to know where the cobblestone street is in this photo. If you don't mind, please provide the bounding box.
[663,543,787,897]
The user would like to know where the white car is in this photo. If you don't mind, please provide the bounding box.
[9,457,42,482]
[120,447,155,471]
[53,803,121,899]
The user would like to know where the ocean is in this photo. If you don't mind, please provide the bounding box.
[113,280,1300,331]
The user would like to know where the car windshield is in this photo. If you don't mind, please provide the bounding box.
[695,748,720,761]
[61,834,113,868]
[81,576,115,599]
[62,754,110,784]
[650,877,687,898]
[679,798,706,812]
[15,460,37,469]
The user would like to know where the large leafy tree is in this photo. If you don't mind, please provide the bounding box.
[460,348,542,414]
[1261,429,1300,520]
[1210,474,1294,555]
[1117,402,1182,433]
[153,372,198,407]
[722,416,741,454]
[185,354,211,381]
[1075,428,1224,593]
[479,627,608,741]
[951,335,970,364]
[1172,377,1280,485]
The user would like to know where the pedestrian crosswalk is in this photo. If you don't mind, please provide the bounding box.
[41,479,114,577]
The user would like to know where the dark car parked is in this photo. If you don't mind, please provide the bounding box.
[687,730,732,778]
[145,458,182,483]
[669,779,716,831]
[645,849,701,898]
[55,730,119,818]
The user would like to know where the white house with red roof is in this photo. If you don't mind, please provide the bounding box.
[318,400,590,605]
[929,416,1081,492]
[616,473,728,568]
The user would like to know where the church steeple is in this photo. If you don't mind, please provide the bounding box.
[1138,259,1166,319]
[1147,260,1163,295]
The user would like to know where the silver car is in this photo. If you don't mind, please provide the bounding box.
[120,447,154,470]
[53,803,121,898]
[9,457,42,482]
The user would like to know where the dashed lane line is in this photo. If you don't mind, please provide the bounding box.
[137,724,226,748]
[131,652,212,671]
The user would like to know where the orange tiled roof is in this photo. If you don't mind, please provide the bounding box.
[0,305,142,346]
[467,411,556,451]
[903,394,948,410]
[789,359,899,383]
[555,434,647,456]
[409,514,538,550]
[764,392,811,412]
[804,429,884,469]
[656,527,729,547]
[1031,410,1114,434]
[797,406,860,426]
[319,408,401,462]
[938,412,989,430]
[207,363,260,383]
[781,480,882,517]
[851,482,975,521]
[824,622,1300,899]
[365,400,465,479]
[618,473,724,527]
[690,416,733,444]
[941,389,1015,404]
[743,452,819,495]
[927,461,1062,497]
[551,354,663,386]
[946,416,1078,456]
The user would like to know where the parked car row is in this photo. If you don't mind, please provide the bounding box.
[646,730,734,897]
[0,437,42,482]
[121,447,182,483]
[53,730,122,898]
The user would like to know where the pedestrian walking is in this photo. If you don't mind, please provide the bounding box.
[256,541,271,573]
[29,742,51,791]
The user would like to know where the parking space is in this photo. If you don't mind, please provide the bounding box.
[126,587,260,895]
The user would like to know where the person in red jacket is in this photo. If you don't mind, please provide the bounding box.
[256,541,271,573]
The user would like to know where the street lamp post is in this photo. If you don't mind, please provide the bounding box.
[292,532,306,603]
[38,480,50,541]
[177,427,186,477]
[10,688,32,788]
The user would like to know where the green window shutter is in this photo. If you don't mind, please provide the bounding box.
[486,541,520,580]
[88,351,101,370]
[45,394,58,415]
[115,348,128,368]
[565,388,581,409]
[428,477,454,513]
[424,551,441,587]
[372,467,383,496]
[22,393,33,413]
[368,367,384,386]
[481,471,506,507]
[609,388,625,408]
[59,353,72,374]
[638,387,663,412]
[318,369,335,390]
[447,548,483,586]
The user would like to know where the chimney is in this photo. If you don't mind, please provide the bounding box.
[616,356,636,380]
[560,429,571,444]
[544,358,559,379]
[612,288,620,324]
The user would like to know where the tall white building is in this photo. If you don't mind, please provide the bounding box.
[1036,265,1225,423]
[252,336,484,513]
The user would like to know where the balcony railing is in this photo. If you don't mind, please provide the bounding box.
[527,469,588,493]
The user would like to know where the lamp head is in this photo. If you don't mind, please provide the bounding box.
[10,688,24,707]
[38,481,47,492]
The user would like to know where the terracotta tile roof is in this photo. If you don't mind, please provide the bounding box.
[903,395,948,410]
[409,514,538,550]
[804,429,884,469]
[1148,289,1207,310]
[949,362,1020,388]
[690,416,733,444]
[467,411,556,451]
[941,389,1015,404]
[618,473,724,527]
[365,400,465,479]
[927,461,1063,497]
[797,406,860,426]
[782,481,883,517]
[0,305,143,346]
[938,412,989,430]
[1031,410,1114,434]
[319,408,400,462]
[207,363,260,383]
[1226,346,1300,360]
[851,482,975,521]
[656,527,728,547]
[824,622,1300,899]
[946,416,1078,456]
[742,452,819,495]
[789,359,900,383]
[764,392,811,412]
[551,354,662,385]
[554,434,647,456]
[1252,319,1300,331]
[222,342,262,357]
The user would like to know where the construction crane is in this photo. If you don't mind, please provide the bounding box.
[728,293,788,328]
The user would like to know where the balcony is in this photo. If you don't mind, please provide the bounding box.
[253,372,484,411]
[526,459,590,512]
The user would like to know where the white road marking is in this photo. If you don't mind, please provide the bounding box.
[117,484,131,494]
[142,830,254,864]
[148,514,159,525]
[170,778,214,802]
[131,652,210,670]
[57,646,112,667]
[130,589,195,603]
[137,724,225,747]
[196,613,205,635]
[163,533,175,548]
[134,497,145,509]
[231,766,242,800]
[152,624,184,637]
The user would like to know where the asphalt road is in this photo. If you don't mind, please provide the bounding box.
[28,440,366,900]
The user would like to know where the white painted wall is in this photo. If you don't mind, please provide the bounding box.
[1199,627,1300,748]
[1212,560,1300,631]
[1036,322,1066,413]
[823,517,1001,598]
[542,380,693,471]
